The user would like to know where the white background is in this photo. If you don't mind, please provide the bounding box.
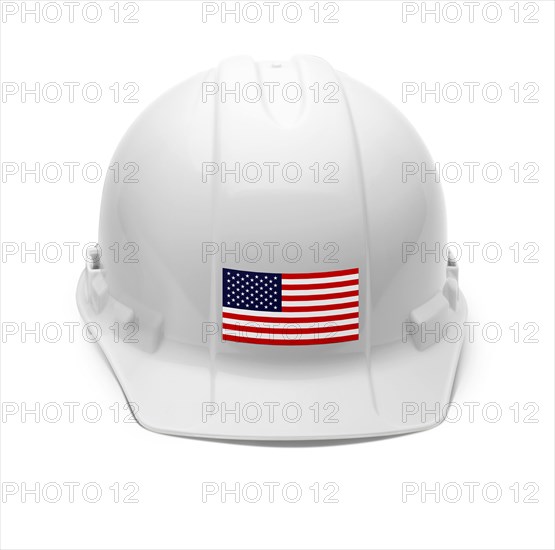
[1,1,554,549]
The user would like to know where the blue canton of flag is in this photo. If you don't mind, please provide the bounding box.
[223,269,282,312]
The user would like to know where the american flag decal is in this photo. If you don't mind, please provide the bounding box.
[222,267,359,345]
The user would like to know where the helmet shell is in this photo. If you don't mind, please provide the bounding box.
[98,55,446,349]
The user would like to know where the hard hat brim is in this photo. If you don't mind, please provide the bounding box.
[77,270,468,441]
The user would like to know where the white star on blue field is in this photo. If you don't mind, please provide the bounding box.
[223,268,282,311]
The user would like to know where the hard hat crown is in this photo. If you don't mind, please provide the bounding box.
[96,55,446,351]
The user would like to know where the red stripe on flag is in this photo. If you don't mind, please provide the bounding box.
[222,311,359,324]
[282,301,359,312]
[281,290,358,301]
[222,334,359,345]
[282,279,357,291]
[282,268,359,279]
[222,322,359,335]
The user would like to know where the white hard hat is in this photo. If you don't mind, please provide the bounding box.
[76,55,467,440]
